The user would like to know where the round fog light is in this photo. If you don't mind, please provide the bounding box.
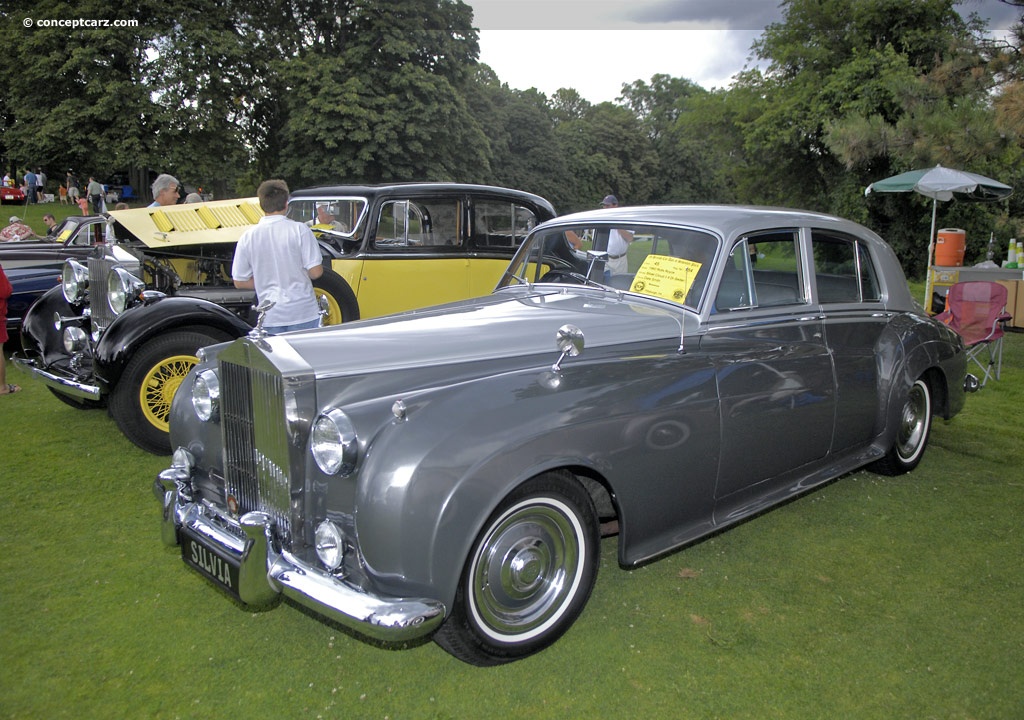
[315,520,345,570]
[63,326,89,353]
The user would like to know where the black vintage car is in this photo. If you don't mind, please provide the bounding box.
[1,215,112,333]
[16,185,555,454]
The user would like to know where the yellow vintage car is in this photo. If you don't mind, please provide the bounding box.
[286,183,556,322]
[16,185,556,454]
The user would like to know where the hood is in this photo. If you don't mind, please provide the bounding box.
[272,287,687,377]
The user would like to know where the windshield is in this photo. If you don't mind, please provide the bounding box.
[287,197,366,239]
[498,223,720,309]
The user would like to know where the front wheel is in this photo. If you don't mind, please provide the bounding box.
[312,268,359,327]
[109,329,229,455]
[871,377,932,475]
[434,471,599,666]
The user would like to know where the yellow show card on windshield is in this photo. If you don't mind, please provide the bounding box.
[630,255,703,303]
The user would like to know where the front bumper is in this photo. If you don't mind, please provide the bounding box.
[12,353,102,400]
[154,465,445,643]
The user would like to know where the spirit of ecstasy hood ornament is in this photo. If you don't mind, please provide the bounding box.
[248,299,276,339]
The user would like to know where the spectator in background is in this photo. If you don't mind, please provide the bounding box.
[24,168,37,205]
[1,216,41,242]
[184,192,202,203]
[0,261,19,395]
[149,174,180,207]
[66,171,80,204]
[43,213,60,238]
[86,176,104,213]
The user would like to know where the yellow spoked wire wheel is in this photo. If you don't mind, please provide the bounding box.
[139,353,198,431]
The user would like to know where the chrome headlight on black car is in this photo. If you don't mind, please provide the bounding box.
[107,267,145,315]
[311,409,358,476]
[61,260,89,304]
[191,369,221,422]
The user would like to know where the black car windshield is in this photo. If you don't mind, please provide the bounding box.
[498,223,720,309]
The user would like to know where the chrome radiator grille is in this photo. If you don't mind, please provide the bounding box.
[221,359,292,540]
[87,256,117,333]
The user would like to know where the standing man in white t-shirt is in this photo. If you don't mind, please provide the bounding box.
[232,179,324,334]
[599,195,634,275]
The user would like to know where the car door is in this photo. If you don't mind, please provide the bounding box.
[702,230,836,504]
[348,195,471,317]
[811,230,890,452]
[466,198,545,297]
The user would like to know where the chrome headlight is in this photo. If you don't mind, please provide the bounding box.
[107,267,144,315]
[311,409,358,476]
[315,519,345,570]
[62,326,89,353]
[191,369,220,422]
[61,260,89,304]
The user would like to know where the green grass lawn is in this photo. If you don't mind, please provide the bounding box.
[1,330,1021,719]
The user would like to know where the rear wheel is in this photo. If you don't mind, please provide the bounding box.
[109,329,229,455]
[434,471,599,666]
[871,377,932,475]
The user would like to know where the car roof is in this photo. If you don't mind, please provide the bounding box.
[289,182,556,213]
[542,205,883,244]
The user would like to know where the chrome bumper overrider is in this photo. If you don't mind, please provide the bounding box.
[154,467,445,643]
[11,355,102,400]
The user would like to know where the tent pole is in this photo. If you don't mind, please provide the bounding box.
[923,198,938,311]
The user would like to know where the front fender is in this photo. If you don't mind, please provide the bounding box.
[19,284,73,363]
[95,296,251,387]
[351,351,719,608]
[353,369,598,608]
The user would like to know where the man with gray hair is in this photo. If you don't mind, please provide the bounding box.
[149,174,180,207]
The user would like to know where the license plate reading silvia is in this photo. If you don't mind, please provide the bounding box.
[181,528,241,597]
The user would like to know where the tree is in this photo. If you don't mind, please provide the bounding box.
[733,0,1011,273]
[463,73,572,206]
[270,0,491,185]
[0,0,172,184]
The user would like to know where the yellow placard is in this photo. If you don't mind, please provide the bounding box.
[630,255,703,303]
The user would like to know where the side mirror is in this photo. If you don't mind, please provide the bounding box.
[551,324,584,372]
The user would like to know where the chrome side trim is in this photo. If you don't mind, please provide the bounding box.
[11,355,102,400]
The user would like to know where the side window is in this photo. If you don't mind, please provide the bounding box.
[715,231,803,310]
[473,201,538,249]
[375,199,461,249]
[812,231,880,303]
[858,243,881,301]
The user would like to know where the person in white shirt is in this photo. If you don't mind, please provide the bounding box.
[599,195,634,275]
[232,179,324,334]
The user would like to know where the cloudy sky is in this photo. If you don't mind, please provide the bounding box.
[467,0,1021,103]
